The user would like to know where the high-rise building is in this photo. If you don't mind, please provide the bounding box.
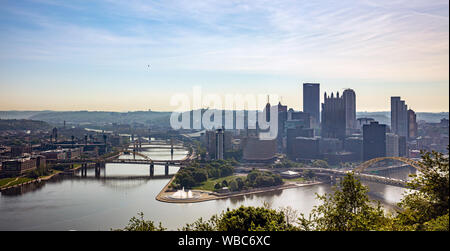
[343,89,356,135]
[343,137,363,161]
[215,129,224,160]
[363,121,386,161]
[386,133,399,157]
[277,102,288,153]
[398,136,407,157]
[303,83,320,128]
[203,129,228,160]
[357,117,375,131]
[391,97,408,138]
[408,109,418,139]
[321,92,346,139]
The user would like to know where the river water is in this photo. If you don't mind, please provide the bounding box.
[0,146,415,230]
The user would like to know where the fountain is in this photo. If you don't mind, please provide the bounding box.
[168,187,199,200]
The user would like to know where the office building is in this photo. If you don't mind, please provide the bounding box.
[343,137,363,161]
[357,118,375,131]
[408,109,418,139]
[215,129,224,160]
[303,83,320,128]
[203,129,231,160]
[363,122,386,161]
[277,102,288,153]
[242,137,277,163]
[343,89,357,135]
[386,133,399,157]
[321,92,346,139]
[288,136,321,160]
[398,136,407,157]
[391,97,408,138]
[1,157,37,176]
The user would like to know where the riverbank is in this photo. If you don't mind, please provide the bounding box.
[0,170,62,191]
[156,178,324,204]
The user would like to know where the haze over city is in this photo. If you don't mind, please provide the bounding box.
[0,0,448,112]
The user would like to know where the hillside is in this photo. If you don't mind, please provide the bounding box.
[0,119,51,131]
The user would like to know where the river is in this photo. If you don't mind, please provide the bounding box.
[0,146,415,230]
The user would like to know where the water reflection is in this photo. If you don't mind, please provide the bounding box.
[1,181,46,197]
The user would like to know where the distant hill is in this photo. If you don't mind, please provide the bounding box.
[356,112,449,125]
[0,119,51,131]
[28,111,172,127]
[1,110,447,128]
[0,111,51,120]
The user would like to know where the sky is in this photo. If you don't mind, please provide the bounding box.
[0,0,448,112]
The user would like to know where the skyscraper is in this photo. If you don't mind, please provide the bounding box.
[303,83,320,128]
[391,97,408,138]
[277,102,288,153]
[363,121,386,161]
[321,91,346,139]
[215,128,224,160]
[343,89,356,135]
[408,109,418,139]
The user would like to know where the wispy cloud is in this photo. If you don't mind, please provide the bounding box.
[0,0,448,111]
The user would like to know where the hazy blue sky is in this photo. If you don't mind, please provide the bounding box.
[0,0,448,112]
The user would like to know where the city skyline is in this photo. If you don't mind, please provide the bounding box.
[0,0,449,112]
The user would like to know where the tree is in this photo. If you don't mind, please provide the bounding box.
[236,177,245,190]
[396,147,449,230]
[279,206,299,226]
[221,180,228,187]
[312,160,329,168]
[229,179,238,191]
[113,212,166,231]
[192,169,208,183]
[304,170,314,180]
[298,173,391,231]
[182,206,293,231]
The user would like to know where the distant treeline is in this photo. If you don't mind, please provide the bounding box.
[0,110,448,128]
[0,119,51,131]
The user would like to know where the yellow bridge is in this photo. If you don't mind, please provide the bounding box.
[355,157,422,173]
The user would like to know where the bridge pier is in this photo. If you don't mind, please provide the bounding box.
[150,163,154,177]
[95,163,100,178]
[165,163,169,176]
[81,163,87,177]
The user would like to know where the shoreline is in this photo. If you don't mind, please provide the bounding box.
[0,170,62,191]
[155,177,324,204]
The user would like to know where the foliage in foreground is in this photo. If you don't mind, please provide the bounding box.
[297,173,393,231]
[395,147,449,231]
[181,205,296,231]
[112,212,166,231]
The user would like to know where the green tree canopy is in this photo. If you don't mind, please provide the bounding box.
[298,173,391,231]
[396,147,449,230]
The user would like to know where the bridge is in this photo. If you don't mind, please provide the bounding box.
[354,157,422,173]
[260,157,422,188]
[336,157,421,187]
[127,145,185,150]
[107,158,187,166]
